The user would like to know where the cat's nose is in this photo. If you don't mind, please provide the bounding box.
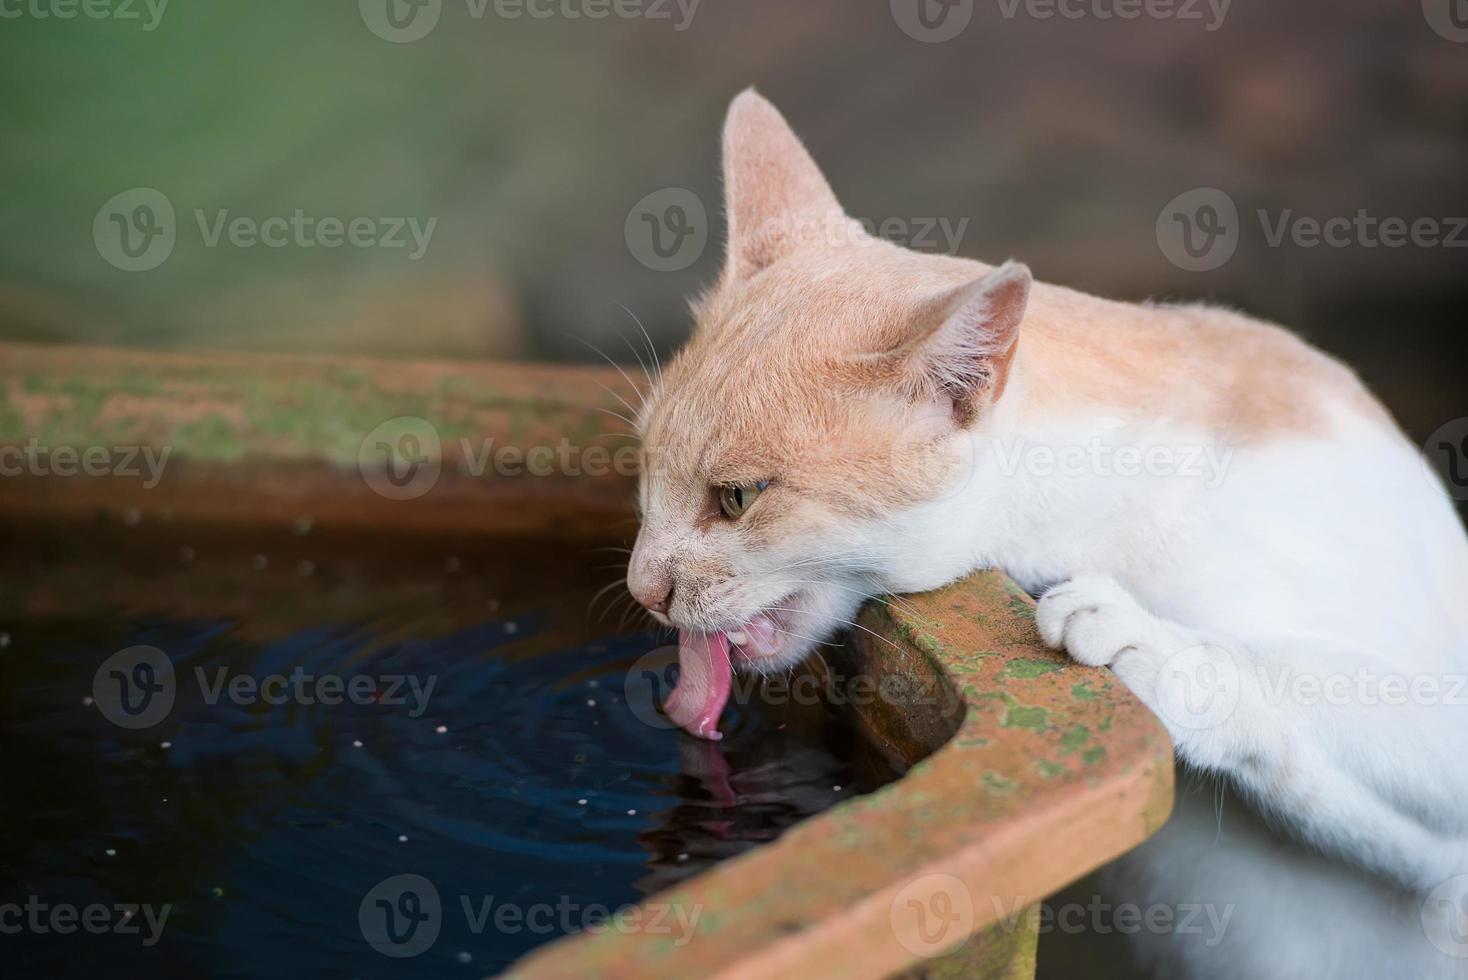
[634,580,672,613]
[628,569,674,614]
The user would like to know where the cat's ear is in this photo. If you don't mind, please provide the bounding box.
[893,262,1032,424]
[720,89,845,280]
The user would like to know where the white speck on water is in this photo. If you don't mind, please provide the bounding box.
[159,741,172,750]
[0,632,10,649]
[585,699,597,708]
[397,835,409,843]
[833,785,843,792]
[626,809,637,816]
[676,853,689,862]
[251,554,268,571]
[122,507,141,527]
[82,696,94,706]
[435,725,448,734]
[455,951,472,964]
[352,739,363,748]
[504,622,519,635]
[104,848,116,857]
[178,546,195,563]
[576,798,587,805]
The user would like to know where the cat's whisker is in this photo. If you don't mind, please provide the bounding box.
[570,335,649,412]
[614,301,663,386]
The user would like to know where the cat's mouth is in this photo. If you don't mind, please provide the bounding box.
[662,592,802,741]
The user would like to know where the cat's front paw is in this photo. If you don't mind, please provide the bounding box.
[1036,575,1157,668]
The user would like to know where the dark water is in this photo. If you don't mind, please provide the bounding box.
[0,520,899,978]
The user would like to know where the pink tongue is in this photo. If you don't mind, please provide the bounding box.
[664,630,732,740]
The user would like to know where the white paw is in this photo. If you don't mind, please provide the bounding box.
[1036,575,1157,668]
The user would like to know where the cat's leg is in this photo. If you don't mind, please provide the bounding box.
[1037,574,1468,895]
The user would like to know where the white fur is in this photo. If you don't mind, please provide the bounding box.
[873,355,1468,978]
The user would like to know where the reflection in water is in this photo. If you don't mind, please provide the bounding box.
[0,524,898,977]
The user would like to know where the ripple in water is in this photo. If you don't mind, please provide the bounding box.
[0,528,899,977]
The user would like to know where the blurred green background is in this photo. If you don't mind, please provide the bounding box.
[1,0,1464,439]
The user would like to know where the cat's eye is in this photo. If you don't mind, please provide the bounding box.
[718,481,768,520]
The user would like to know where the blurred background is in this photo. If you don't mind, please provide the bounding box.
[2,3,1466,975]
[2,0,1464,449]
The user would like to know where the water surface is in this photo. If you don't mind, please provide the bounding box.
[0,518,900,977]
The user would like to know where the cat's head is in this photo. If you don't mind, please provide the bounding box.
[628,90,1030,681]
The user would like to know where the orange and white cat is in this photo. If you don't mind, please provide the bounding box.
[626,90,1468,978]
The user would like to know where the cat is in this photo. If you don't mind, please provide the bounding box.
[625,89,1468,978]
